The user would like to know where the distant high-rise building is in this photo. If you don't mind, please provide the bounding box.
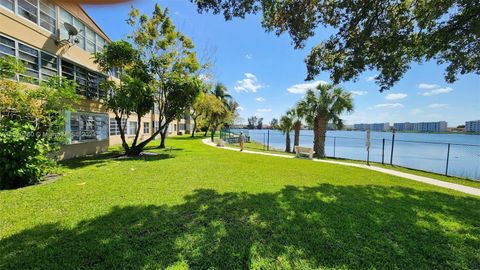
[393,121,447,132]
[353,123,390,132]
[465,120,480,132]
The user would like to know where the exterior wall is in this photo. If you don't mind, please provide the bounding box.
[354,123,389,131]
[465,120,480,132]
[1,1,112,159]
[393,121,448,132]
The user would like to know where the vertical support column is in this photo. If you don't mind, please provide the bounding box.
[381,138,385,165]
[333,137,336,158]
[267,130,270,151]
[445,143,451,176]
[390,129,396,165]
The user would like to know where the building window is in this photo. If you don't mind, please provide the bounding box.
[109,118,119,135]
[143,122,149,134]
[61,59,107,100]
[70,112,108,143]
[0,0,14,11]
[0,35,15,57]
[39,0,56,33]
[85,27,95,53]
[40,51,57,81]
[17,0,38,24]
[18,42,39,83]
[128,121,137,136]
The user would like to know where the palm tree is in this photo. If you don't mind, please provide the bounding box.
[297,83,353,158]
[287,108,303,150]
[278,114,293,153]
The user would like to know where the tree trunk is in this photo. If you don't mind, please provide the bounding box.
[285,132,291,153]
[159,127,168,148]
[210,126,217,142]
[191,118,197,138]
[293,121,301,151]
[313,116,328,158]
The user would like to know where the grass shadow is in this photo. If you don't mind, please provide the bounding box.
[1,184,478,269]
[60,152,175,169]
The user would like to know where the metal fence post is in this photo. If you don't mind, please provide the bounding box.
[267,130,270,151]
[382,138,385,165]
[390,129,396,165]
[333,137,336,158]
[445,143,451,176]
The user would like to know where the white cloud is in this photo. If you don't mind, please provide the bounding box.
[350,90,368,96]
[237,106,244,111]
[256,108,272,113]
[255,97,265,102]
[385,93,407,100]
[286,80,327,94]
[366,75,376,82]
[234,73,264,93]
[198,73,210,82]
[373,103,404,109]
[427,103,449,109]
[421,87,453,96]
[418,83,439,89]
[245,54,252,60]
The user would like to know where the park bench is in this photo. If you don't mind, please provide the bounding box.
[295,146,315,159]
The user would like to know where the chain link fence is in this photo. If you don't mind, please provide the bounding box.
[220,129,480,180]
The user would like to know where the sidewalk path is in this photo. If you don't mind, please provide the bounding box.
[202,139,480,197]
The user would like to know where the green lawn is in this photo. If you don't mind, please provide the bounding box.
[0,136,479,269]
[227,140,480,189]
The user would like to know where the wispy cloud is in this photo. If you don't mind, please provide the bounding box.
[245,54,252,60]
[418,83,453,96]
[418,83,439,89]
[421,87,453,96]
[237,106,244,111]
[256,108,272,113]
[427,103,449,109]
[350,90,368,96]
[255,97,265,102]
[234,73,264,93]
[287,80,327,94]
[366,75,377,82]
[373,103,404,109]
[385,93,407,100]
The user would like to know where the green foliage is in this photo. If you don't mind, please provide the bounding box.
[1,137,478,269]
[0,121,53,189]
[0,58,78,189]
[269,118,278,129]
[297,83,353,157]
[192,0,480,91]
[95,41,155,155]
[298,83,354,130]
[128,3,201,147]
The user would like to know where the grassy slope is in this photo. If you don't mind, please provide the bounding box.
[228,140,480,189]
[0,136,479,269]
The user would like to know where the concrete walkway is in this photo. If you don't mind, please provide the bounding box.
[202,139,480,197]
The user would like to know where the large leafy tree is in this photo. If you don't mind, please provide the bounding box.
[277,114,293,153]
[297,83,353,158]
[191,0,480,91]
[95,41,155,156]
[128,4,201,148]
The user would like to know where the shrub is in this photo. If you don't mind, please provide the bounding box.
[0,121,54,189]
[0,57,77,189]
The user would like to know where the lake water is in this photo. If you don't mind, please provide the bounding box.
[233,129,480,180]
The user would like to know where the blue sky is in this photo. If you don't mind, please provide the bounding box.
[84,0,479,127]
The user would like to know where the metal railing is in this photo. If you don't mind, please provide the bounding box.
[221,128,480,180]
